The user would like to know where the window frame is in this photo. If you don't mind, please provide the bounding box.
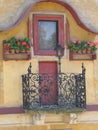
[32,14,64,56]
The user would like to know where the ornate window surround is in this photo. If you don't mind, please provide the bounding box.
[29,12,66,57]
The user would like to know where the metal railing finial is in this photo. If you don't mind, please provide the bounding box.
[82,63,86,75]
[27,62,32,74]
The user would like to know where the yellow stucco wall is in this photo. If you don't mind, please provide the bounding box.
[0,1,97,106]
[0,1,98,129]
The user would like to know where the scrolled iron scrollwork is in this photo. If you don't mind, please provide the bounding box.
[22,63,86,111]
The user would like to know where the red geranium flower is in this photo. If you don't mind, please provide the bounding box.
[26,45,29,49]
[17,41,21,46]
[4,45,9,50]
[22,41,27,45]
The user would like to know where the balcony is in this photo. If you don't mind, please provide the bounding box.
[22,63,86,112]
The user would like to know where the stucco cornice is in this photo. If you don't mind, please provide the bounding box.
[0,0,98,34]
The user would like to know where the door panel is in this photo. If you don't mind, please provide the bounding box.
[39,62,58,105]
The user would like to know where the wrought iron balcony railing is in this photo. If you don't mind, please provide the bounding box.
[22,63,86,112]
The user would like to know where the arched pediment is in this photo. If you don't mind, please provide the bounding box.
[0,0,98,34]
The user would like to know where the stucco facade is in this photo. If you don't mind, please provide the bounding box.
[0,0,98,130]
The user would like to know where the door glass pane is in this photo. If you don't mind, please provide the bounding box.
[38,21,58,50]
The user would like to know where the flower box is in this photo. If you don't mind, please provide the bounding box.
[69,50,96,60]
[68,39,98,60]
[3,52,31,61]
[3,37,31,60]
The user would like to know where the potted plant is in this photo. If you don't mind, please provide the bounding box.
[3,40,9,54]
[69,39,80,53]
[15,46,20,53]
[19,38,30,53]
[81,41,88,53]
[8,37,17,53]
[24,38,30,53]
[89,42,98,53]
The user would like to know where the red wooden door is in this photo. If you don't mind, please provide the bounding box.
[39,62,58,105]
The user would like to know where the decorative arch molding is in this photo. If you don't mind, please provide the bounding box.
[0,0,97,34]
